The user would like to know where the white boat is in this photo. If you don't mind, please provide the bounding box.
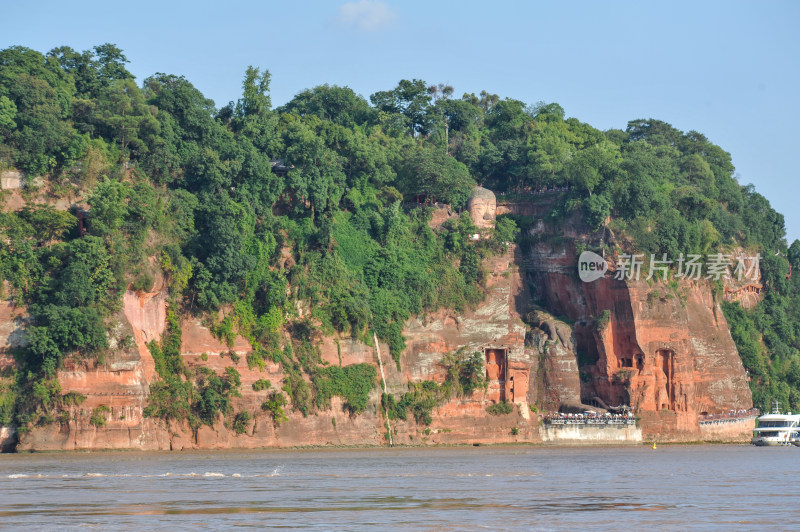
[752,404,800,446]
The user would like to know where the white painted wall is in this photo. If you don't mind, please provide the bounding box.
[540,424,642,443]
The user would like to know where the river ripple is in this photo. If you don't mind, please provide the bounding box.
[1,445,798,530]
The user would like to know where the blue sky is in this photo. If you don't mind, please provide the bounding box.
[2,0,799,242]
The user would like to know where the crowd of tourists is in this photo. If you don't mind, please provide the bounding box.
[697,408,759,422]
[544,411,635,425]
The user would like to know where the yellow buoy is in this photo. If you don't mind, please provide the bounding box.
[652,441,657,450]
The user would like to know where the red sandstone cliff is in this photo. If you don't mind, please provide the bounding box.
[1,194,757,450]
[526,233,753,442]
[11,247,541,451]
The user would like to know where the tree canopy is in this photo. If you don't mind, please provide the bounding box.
[1,43,798,427]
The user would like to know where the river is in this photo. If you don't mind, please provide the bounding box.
[1,445,798,530]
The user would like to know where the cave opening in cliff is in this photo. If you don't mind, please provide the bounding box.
[484,348,508,402]
[573,323,600,367]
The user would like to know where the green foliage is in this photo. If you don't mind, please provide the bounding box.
[144,311,195,425]
[90,405,110,427]
[281,366,312,417]
[0,374,17,426]
[60,391,86,407]
[145,312,243,429]
[312,363,377,414]
[397,145,475,209]
[252,378,271,391]
[3,42,800,428]
[492,215,520,252]
[403,380,442,425]
[262,391,288,426]
[370,78,432,135]
[246,351,266,371]
[723,298,800,411]
[211,316,237,347]
[594,310,611,331]
[381,392,410,421]
[194,366,241,425]
[441,349,487,397]
[148,311,184,380]
[232,410,251,434]
[381,348,485,425]
[17,205,77,243]
[486,401,514,416]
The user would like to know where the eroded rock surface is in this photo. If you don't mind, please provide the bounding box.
[2,192,757,449]
[12,246,544,451]
[527,238,753,441]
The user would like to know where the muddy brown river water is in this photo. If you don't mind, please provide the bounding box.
[1,445,798,530]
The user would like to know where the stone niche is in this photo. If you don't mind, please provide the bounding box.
[484,347,507,402]
[467,186,496,229]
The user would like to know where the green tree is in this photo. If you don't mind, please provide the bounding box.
[397,145,475,209]
[370,79,432,135]
[567,141,621,196]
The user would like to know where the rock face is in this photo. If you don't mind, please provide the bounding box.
[527,312,582,410]
[392,247,539,444]
[526,238,753,442]
[12,247,545,451]
[722,252,764,310]
[1,191,756,450]
[0,426,16,452]
[467,186,496,229]
[0,299,27,354]
[0,170,23,190]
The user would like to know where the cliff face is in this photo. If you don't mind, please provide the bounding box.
[527,237,753,442]
[2,196,756,450]
[12,248,542,451]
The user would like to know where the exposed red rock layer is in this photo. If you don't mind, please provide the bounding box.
[2,195,757,449]
[14,249,543,451]
[528,240,753,442]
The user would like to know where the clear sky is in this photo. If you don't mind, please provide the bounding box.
[2,0,799,242]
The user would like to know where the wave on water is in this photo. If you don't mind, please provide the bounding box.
[5,468,283,480]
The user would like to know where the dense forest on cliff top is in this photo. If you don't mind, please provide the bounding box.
[1,44,799,432]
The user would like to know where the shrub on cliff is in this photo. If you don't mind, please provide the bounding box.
[231,410,251,435]
[89,405,110,427]
[381,349,486,425]
[252,379,271,392]
[486,401,514,416]
[262,391,288,426]
[194,367,241,426]
[312,363,377,415]
[441,349,486,398]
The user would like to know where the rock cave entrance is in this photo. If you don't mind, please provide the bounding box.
[573,323,600,366]
[485,348,508,402]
